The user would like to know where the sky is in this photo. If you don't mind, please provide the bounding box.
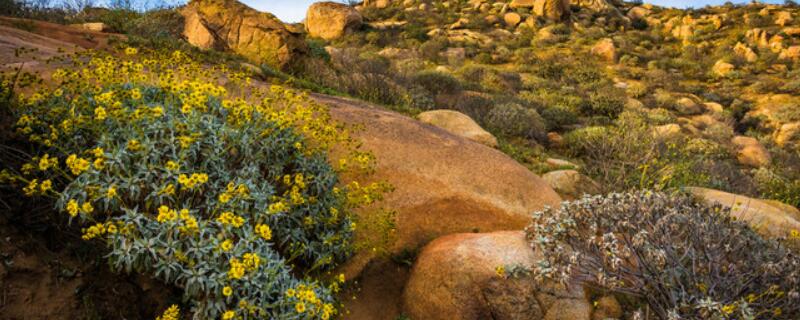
[243,0,787,23]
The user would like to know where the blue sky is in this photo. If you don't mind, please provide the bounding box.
[243,0,786,23]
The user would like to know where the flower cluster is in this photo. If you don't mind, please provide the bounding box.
[2,47,389,319]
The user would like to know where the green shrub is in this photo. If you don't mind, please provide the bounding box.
[485,103,546,140]
[4,49,386,319]
[582,90,625,119]
[526,191,800,319]
[540,105,578,130]
[410,70,462,96]
[754,167,800,208]
[127,8,184,39]
[564,111,746,191]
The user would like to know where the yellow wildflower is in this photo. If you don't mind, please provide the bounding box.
[106,185,117,198]
[93,157,105,170]
[156,305,180,320]
[94,106,107,120]
[66,199,79,217]
[23,179,38,196]
[39,179,52,193]
[156,205,176,223]
[295,302,306,313]
[495,265,505,278]
[255,224,272,240]
[124,47,138,55]
[222,286,233,297]
[81,202,94,214]
[220,239,233,252]
[66,154,90,175]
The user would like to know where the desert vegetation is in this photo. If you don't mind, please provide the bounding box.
[0,0,800,319]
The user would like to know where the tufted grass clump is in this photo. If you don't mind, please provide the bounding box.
[2,48,386,319]
[526,191,800,319]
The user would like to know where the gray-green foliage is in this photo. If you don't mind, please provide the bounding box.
[485,102,546,140]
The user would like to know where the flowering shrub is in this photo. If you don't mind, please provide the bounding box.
[2,48,386,319]
[526,191,800,319]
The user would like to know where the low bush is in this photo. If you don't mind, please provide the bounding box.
[526,191,800,319]
[564,111,747,192]
[582,90,625,119]
[410,70,462,96]
[754,167,800,208]
[484,103,546,140]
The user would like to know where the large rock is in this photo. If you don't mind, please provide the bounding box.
[306,2,362,41]
[685,187,800,239]
[542,170,602,201]
[533,0,570,21]
[731,136,771,167]
[404,231,592,320]
[591,38,616,62]
[417,110,498,147]
[180,0,306,69]
[312,94,562,272]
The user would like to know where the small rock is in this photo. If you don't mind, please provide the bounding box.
[417,110,498,147]
[69,22,107,32]
[542,170,602,201]
[510,0,535,8]
[731,136,771,167]
[591,38,616,62]
[674,97,703,115]
[504,12,522,27]
[545,158,579,170]
[703,102,724,114]
[653,124,682,139]
[775,122,800,147]
[712,60,735,77]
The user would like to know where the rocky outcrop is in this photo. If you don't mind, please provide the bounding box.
[533,0,570,21]
[306,2,362,41]
[542,170,602,201]
[417,110,498,147]
[686,187,800,239]
[732,136,771,167]
[180,0,306,69]
[403,231,592,320]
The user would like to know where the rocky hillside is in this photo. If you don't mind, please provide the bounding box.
[1,0,800,319]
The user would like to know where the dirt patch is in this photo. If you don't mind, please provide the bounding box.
[0,211,181,320]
